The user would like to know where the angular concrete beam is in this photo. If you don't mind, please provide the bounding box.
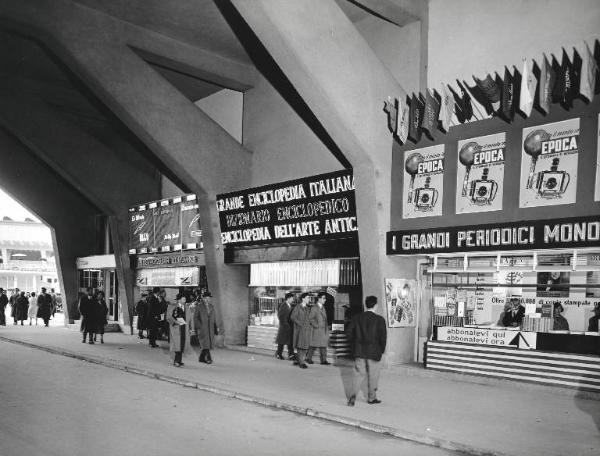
[0,0,257,92]
[231,1,418,362]
[0,130,98,322]
[341,0,423,26]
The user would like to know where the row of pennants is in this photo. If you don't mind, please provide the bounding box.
[384,39,600,145]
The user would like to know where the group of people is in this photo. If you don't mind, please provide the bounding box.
[0,287,58,327]
[78,287,109,344]
[135,287,217,367]
[276,291,387,406]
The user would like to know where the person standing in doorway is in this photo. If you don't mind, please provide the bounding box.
[95,291,109,344]
[306,292,330,365]
[275,293,295,361]
[135,293,148,339]
[193,291,216,364]
[79,287,96,343]
[28,291,38,325]
[15,291,28,325]
[146,287,162,348]
[346,295,387,406]
[37,287,53,327]
[290,293,312,369]
[0,288,8,326]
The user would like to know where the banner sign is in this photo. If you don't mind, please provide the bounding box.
[384,278,416,327]
[135,266,199,287]
[456,133,505,214]
[595,114,600,201]
[437,326,537,349]
[128,194,201,254]
[403,144,444,219]
[216,169,357,247]
[137,253,204,269]
[387,215,600,255]
[519,118,579,208]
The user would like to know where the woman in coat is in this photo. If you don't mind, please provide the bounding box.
[167,293,186,367]
[192,291,216,364]
[306,292,330,365]
[95,291,109,344]
[275,292,295,360]
[28,292,38,325]
[135,293,148,339]
[15,291,29,325]
[290,293,312,369]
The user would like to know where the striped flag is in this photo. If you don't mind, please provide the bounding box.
[422,89,440,140]
[408,93,424,143]
[438,84,454,133]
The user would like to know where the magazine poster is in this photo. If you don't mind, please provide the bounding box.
[403,144,444,219]
[519,118,579,208]
[384,278,416,327]
[153,200,182,252]
[456,133,505,214]
[596,114,600,201]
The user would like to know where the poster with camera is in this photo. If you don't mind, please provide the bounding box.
[384,278,416,327]
[403,145,444,219]
[519,118,579,208]
[456,133,505,214]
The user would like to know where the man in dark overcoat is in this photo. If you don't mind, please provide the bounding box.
[193,291,216,363]
[346,295,387,406]
[290,293,312,369]
[78,287,96,343]
[145,287,162,348]
[0,288,8,326]
[9,288,20,325]
[275,293,295,360]
[37,287,53,327]
[135,293,148,339]
[306,292,330,365]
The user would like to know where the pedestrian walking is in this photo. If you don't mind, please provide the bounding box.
[79,287,97,344]
[9,288,20,325]
[15,291,28,325]
[146,287,162,348]
[0,288,8,326]
[135,293,148,339]
[275,292,295,360]
[290,293,312,369]
[167,293,186,367]
[345,295,387,406]
[50,288,57,318]
[28,292,38,325]
[95,291,108,344]
[306,292,330,365]
[192,291,216,364]
[37,287,53,327]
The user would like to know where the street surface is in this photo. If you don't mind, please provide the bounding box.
[0,340,454,456]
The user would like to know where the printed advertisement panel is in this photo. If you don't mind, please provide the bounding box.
[153,201,181,252]
[181,195,202,248]
[403,144,444,219]
[596,114,600,201]
[384,278,416,327]
[216,169,357,247]
[437,327,537,349]
[128,206,154,254]
[519,118,579,208]
[456,133,505,214]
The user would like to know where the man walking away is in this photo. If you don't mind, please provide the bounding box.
[0,288,8,326]
[146,287,162,348]
[37,287,53,327]
[346,295,387,406]
[275,293,295,360]
[135,293,148,339]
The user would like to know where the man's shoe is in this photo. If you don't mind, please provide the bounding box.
[320,361,331,365]
[305,359,314,364]
[347,396,356,407]
[205,359,213,364]
[275,353,284,360]
[367,399,382,404]
[150,344,159,348]
[299,363,308,369]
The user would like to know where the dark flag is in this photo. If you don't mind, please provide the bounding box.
[408,93,424,143]
[551,54,562,103]
[572,47,582,101]
[422,89,441,139]
[555,48,575,109]
[464,79,493,116]
[455,80,474,121]
[448,84,466,123]
[474,74,501,113]
[535,54,555,115]
[594,39,600,94]
[500,66,516,121]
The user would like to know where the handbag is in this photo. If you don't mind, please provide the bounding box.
[190,333,200,347]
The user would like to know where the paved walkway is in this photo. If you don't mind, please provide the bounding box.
[0,324,598,456]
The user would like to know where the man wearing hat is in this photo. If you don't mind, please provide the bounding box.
[37,287,53,327]
[0,288,8,326]
[135,292,148,339]
[192,291,216,363]
[146,287,162,347]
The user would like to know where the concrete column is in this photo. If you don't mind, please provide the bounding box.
[0,130,98,323]
[230,0,419,362]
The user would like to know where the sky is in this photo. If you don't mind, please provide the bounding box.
[0,188,40,222]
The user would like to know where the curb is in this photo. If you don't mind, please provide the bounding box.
[0,335,512,456]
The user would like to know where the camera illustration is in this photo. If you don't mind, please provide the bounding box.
[414,177,438,211]
[468,167,498,205]
[535,158,570,199]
